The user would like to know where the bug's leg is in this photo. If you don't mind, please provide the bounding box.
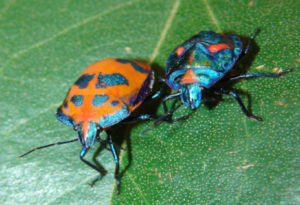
[161,92,190,122]
[106,130,121,194]
[121,82,171,123]
[213,88,263,121]
[155,93,189,125]
[144,80,168,102]
[80,147,105,187]
[161,92,181,113]
[19,138,78,158]
[223,69,292,83]
[123,92,187,135]
[140,95,189,136]
[121,114,158,123]
[138,104,182,135]
[122,93,184,124]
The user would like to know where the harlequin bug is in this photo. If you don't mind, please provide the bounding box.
[20,58,159,194]
[142,29,292,134]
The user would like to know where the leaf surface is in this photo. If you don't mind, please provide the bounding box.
[0,0,299,204]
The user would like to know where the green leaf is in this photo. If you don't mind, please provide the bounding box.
[0,0,299,204]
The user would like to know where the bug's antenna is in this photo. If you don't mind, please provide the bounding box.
[244,28,261,55]
[19,138,78,158]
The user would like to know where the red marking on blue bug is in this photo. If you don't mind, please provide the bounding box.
[20,58,155,194]
[207,43,231,53]
[175,46,185,56]
[180,69,199,84]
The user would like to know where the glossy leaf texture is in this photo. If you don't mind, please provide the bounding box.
[0,0,299,204]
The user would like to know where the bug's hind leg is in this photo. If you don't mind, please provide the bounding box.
[213,88,263,121]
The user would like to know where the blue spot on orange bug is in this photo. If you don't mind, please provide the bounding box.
[92,94,108,107]
[96,73,128,88]
[116,58,150,73]
[71,95,83,106]
[111,100,119,107]
[75,74,95,89]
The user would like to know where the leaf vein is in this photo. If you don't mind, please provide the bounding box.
[0,0,140,73]
[202,0,221,32]
[149,0,181,64]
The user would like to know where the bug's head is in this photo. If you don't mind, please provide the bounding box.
[180,83,202,110]
[74,121,101,148]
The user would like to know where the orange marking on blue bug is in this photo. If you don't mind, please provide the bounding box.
[207,43,231,53]
[188,50,194,65]
[175,46,185,56]
[180,69,199,84]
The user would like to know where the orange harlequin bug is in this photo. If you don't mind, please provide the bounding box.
[20,58,158,194]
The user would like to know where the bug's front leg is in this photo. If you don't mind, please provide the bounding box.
[79,148,105,187]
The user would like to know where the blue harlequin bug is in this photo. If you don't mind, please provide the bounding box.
[19,58,161,194]
[142,29,292,133]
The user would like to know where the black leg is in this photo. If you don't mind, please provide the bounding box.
[106,130,121,194]
[161,92,181,113]
[155,102,188,125]
[139,101,189,136]
[122,93,183,124]
[214,88,263,121]
[161,92,188,122]
[121,114,158,123]
[144,79,168,102]
[224,69,292,83]
[19,138,78,158]
[80,147,105,187]
[128,90,187,135]
[139,92,189,135]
